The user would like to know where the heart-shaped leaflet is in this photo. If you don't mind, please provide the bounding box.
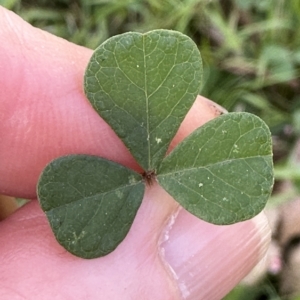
[157,112,274,225]
[38,155,144,259]
[84,29,202,171]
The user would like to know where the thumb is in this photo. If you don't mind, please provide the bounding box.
[160,207,270,299]
[0,188,270,300]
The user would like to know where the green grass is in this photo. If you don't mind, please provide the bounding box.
[3,0,299,126]
[2,0,300,298]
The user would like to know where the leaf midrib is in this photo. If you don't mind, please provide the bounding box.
[158,154,272,176]
[44,180,143,212]
[142,34,151,171]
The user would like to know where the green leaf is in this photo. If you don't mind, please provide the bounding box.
[157,112,274,225]
[37,155,144,259]
[84,29,202,171]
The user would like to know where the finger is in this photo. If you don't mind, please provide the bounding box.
[0,186,270,300]
[160,206,270,299]
[0,7,222,198]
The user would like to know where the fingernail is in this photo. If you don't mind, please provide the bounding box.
[203,98,228,116]
[159,210,270,300]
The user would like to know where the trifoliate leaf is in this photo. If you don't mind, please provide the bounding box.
[157,113,274,225]
[37,155,144,258]
[37,30,274,260]
[84,29,202,171]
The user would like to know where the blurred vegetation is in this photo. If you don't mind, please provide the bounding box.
[2,0,300,298]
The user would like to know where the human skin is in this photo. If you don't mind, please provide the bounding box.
[0,6,270,300]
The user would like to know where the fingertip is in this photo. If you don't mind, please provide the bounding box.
[159,211,271,299]
[0,8,135,197]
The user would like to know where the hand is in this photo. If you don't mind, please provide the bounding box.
[0,6,270,300]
